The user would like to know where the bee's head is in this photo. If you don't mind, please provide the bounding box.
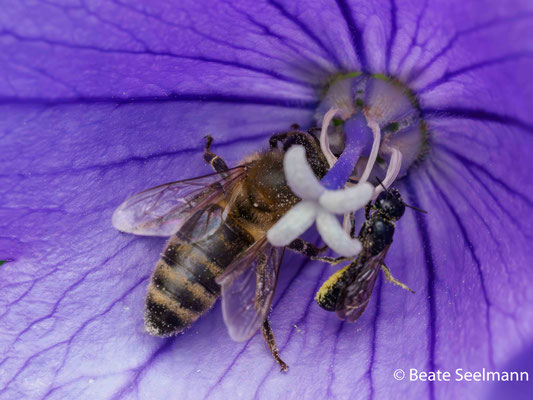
[375,188,405,221]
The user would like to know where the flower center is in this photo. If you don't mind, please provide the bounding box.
[315,73,428,191]
[266,73,429,257]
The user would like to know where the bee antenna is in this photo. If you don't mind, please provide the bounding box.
[375,176,389,192]
[404,203,428,214]
[374,176,427,213]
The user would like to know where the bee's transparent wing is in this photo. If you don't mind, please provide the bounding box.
[112,166,245,236]
[216,239,284,342]
[175,203,225,243]
[336,247,389,322]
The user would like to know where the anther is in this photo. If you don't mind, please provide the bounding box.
[373,146,403,199]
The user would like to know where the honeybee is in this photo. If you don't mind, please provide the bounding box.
[315,186,425,320]
[112,128,329,371]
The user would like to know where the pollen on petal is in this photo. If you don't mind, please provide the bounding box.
[316,210,362,257]
[267,200,318,246]
[319,182,374,214]
[283,145,325,199]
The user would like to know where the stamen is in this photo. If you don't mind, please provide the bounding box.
[319,107,339,167]
[358,118,381,184]
[373,146,403,198]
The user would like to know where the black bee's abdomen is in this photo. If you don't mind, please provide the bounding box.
[145,204,255,336]
[316,263,359,311]
[317,283,342,311]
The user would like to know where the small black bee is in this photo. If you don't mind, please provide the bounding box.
[315,186,425,321]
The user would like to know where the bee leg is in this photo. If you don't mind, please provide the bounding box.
[287,239,349,265]
[307,127,321,137]
[262,319,288,372]
[380,263,415,294]
[288,238,326,256]
[203,135,228,173]
[349,213,357,238]
[270,130,319,151]
[287,238,328,258]
[269,132,290,149]
[311,255,349,266]
[269,124,302,148]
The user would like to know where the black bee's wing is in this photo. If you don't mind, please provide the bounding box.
[336,245,390,322]
[111,166,246,236]
[216,239,284,341]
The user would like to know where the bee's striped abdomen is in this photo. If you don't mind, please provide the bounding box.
[145,204,255,336]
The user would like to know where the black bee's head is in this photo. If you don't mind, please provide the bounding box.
[375,188,405,221]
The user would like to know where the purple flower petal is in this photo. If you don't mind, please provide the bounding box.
[1,1,533,399]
